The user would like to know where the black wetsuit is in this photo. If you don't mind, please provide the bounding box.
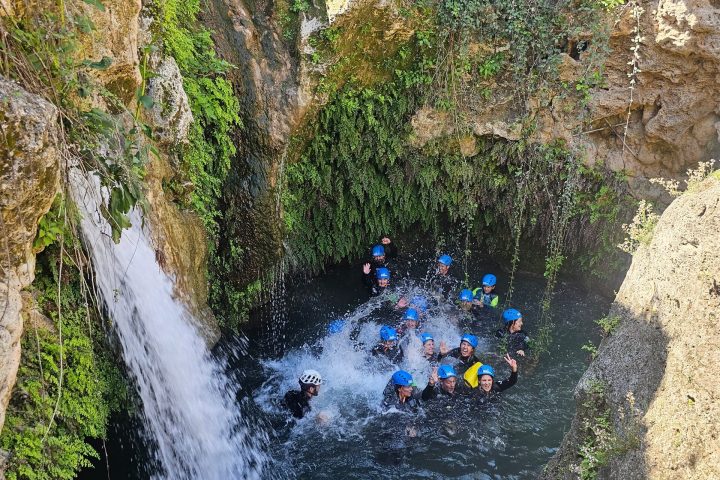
[474,370,518,404]
[437,347,483,376]
[496,329,530,357]
[363,274,391,297]
[382,387,422,413]
[371,343,404,363]
[427,272,459,300]
[362,239,399,284]
[423,351,439,365]
[283,390,311,419]
[421,381,470,402]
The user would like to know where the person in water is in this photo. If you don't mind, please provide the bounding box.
[363,266,391,296]
[382,370,422,413]
[421,332,437,363]
[428,254,459,300]
[371,325,404,363]
[361,236,398,280]
[396,293,430,314]
[472,274,499,309]
[496,308,530,357]
[396,308,420,336]
[438,333,483,376]
[421,364,468,402]
[283,369,323,419]
[474,354,518,403]
[457,288,480,316]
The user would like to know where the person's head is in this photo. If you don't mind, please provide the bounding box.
[437,364,457,394]
[502,308,523,332]
[459,333,478,357]
[420,332,434,356]
[376,267,391,288]
[458,289,474,310]
[482,274,497,294]
[477,364,495,392]
[410,295,428,313]
[403,308,419,329]
[437,254,452,275]
[299,369,323,397]
[392,370,415,398]
[371,244,385,263]
[379,325,398,348]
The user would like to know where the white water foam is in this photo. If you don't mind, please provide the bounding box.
[255,288,480,431]
[70,170,267,479]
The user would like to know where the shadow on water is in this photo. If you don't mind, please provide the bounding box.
[81,242,611,479]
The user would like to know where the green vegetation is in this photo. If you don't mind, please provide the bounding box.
[153,0,242,238]
[1,0,154,242]
[596,314,621,336]
[617,200,659,254]
[0,2,160,477]
[0,239,126,480]
[575,382,640,479]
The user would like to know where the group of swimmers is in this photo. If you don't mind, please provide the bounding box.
[283,237,529,419]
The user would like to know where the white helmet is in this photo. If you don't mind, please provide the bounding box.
[299,369,323,386]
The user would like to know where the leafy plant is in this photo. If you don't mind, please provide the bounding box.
[596,314,621,336]
[617,200,659,254]
[0,245,126,480]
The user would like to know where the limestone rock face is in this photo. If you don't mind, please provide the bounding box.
[573,0,720,196]
[143,154,220,344]
[73,0,143,106]
[146,55,194,146]
[544,176,720,479]
[0,77,61,433]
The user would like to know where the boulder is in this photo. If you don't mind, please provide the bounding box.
[544,175,720,479]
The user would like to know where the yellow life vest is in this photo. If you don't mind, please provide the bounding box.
[463,361,484,388]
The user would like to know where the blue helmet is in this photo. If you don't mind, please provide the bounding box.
[372,245,385,257]
[502,308,522,324]
[410,295,428,312]
[376,267,390,280]
[460,333,479,349]
[403,308,419,321]
[482,274,497,287]
[438,254,453,266]
[459,289,474,302]
[380,325,398,342]
[392,370,414,387]
[437,364,457,379]
[420,332,434,344]
[327,319,345,334]
[478,364,495,379]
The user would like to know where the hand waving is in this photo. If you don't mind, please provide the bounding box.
[429,367,438,385]
[439,341,449,355]
[362,263,371,274]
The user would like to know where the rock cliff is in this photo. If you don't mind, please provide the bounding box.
[0,78,61,433]
[543,175,720,479]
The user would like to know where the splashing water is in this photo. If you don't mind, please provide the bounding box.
[247,263,609,478]
[70,170,268,479]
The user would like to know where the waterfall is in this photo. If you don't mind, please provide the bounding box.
[70,170,267,479]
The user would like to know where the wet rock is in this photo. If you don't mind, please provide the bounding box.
[0,77,61,433]
[146,55,194,146]
[544,175,720,479]
[143,154,220,344]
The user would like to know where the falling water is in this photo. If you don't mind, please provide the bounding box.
[69,170,267,479]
